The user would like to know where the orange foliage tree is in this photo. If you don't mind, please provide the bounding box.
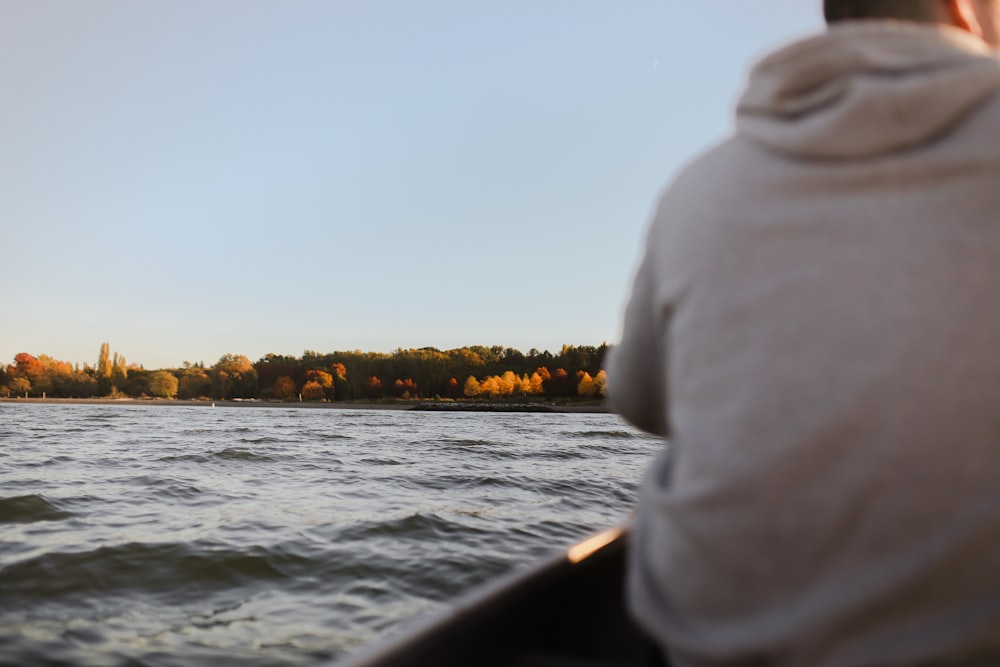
[301,381,326,401]
[273,376,297,400]
[364,376,384,399]
[306,370,334,400]
[443,377,462,399]
[330,363,352,401]
[393,378,417,398]
[463,375,481,397]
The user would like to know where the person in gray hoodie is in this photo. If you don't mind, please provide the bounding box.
[608,1,1000,665]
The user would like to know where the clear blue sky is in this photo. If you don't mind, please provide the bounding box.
[0,1,822,370]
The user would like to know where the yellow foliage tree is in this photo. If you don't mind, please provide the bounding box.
[97,343,112,380]
[480,376,501,397]
[499,371,518,396]
[594,370,608,396]
[149,371,178,399]
[463,375,481,397]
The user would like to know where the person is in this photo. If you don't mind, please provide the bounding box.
[607,1,1000,665]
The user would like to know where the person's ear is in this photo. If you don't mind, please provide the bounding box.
[944,0,986,37]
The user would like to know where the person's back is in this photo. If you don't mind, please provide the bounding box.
[608,1,1000,665]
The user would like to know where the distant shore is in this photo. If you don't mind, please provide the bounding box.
[0,397,611,414]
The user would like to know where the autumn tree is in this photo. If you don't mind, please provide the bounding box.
[543,368,576,398]
[306,370,333,387]
[499,371,518,396]
[38,356,76,397]
[331,363,352,401]
[149,371,179,399]
[1,353,101,398]
[118,369,149,397]
[211,354,258,399]
[577,371,597,397]
[392,378,417,399]
[273,376,297,400]
[0,343,613,402]
[254,353,300,399]
[96,343,112,395]
[178,367,212,399]
[111,352,128,391]
[306,369,334,400]
[97,343,111,378]
[364,376,384,400]
[301,381,326,401]
[5,376,30,397]
[10,353,46,395]
[443,377,462,399]
[480,376,501,398]
[593,369,608,397]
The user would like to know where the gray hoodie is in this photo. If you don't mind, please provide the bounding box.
[608,21,1000,667]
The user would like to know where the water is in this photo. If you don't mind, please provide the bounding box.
[0,403,660,667]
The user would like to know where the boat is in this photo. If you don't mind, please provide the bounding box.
[332,524,650,667]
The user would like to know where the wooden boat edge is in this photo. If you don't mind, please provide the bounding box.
[328,522,644,667]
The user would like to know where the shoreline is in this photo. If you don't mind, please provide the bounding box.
[0,397,611,414]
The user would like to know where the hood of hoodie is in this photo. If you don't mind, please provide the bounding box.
[737,21,1000,159]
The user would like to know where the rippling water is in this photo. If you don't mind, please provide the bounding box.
[0,402,660,667]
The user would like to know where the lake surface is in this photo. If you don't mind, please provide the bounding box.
[0,403,660,667]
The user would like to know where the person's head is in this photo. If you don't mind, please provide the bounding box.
[824,0,1000,45]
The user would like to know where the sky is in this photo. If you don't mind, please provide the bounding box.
[0,1,823,370]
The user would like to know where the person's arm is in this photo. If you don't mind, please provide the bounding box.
[606,245,670,437]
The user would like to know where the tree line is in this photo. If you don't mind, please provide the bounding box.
[0,343,611,402]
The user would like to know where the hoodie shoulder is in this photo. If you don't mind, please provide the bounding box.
[736,22,1000,160]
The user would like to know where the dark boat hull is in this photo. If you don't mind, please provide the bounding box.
[332,525,649,667]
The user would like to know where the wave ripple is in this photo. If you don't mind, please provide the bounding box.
[0,542,318,605]
[0,403,660,667]
[0,494,72,524]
